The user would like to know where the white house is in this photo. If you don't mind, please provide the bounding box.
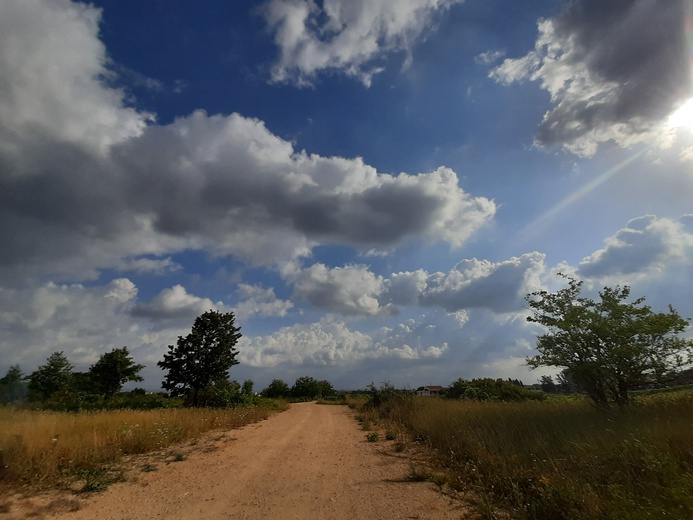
[415,385,445,396]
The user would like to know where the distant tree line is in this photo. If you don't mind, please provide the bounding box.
[261,376,336,400]
[0,347,148,409]
[2,310,338,410]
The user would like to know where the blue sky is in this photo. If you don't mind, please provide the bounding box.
[1,0,692,391]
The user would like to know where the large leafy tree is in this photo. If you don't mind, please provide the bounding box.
[526,276,693,408]
[89,347,145,399]
[27,351,73,401]
[158,310,241,406]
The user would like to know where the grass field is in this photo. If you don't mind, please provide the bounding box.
[0,401,286,493]
[365,388,693,519]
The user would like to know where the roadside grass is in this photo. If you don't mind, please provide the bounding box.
[0,401,287,493]
[367,389,693,520]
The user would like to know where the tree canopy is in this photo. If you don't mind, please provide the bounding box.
[526,276,693,408]
[89,347,145,398]
[261,379,290,398]
[0,365,27,403]
[27,351,73,401]
[291,376,336,399]
[158,310,242,406]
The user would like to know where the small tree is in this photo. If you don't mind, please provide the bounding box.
[526,276,693,408]
[539,375,557,394]
[0,365,27,403]
[158,310,242,406]
[261,379,290,398]
[241,379,254,396]
[291,376,320,398]
[27,351,73,401]
[89,347,145,399]
[317,379,336,397]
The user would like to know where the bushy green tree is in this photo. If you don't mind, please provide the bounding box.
[158,310,242,406]
[291,376,320,398]
[539,375,557,394]
[0,365,27,403]
[261,379,290,398]
[241,379,254,396]
[89,347,145,399]
[526,276,693,408]
[288,377,335,399]
[316,379,336,397]
[27,351,73,401]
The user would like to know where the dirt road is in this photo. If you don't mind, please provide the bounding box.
[41,402,466,519]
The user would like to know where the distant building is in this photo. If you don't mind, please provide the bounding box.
[415,385,446,396]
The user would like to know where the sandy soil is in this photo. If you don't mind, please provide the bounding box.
[4,402,469,519]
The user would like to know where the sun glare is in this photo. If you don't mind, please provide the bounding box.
[668,98,693,129]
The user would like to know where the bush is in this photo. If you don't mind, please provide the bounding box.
[194,381,261,408]
[445,378,545,402]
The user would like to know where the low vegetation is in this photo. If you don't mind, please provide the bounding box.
[362,385,693,519]
[0,401,285,493]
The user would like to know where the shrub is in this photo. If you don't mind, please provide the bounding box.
[445,378,545,402]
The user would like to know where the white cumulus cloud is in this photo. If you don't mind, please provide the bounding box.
[261,0,465,86]
[578,215,693,279]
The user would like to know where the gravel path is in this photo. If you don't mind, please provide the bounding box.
[10,402,469,519]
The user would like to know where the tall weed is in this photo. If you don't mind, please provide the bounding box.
[371,390,693,519]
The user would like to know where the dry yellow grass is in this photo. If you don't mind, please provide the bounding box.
[0,403,285,491]
[366,389,693,519]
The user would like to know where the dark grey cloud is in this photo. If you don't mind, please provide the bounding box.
[0,1,496,283]
[491,0,690,156]
[0,110,495,282]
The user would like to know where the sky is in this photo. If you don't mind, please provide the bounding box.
[1,0,692,391]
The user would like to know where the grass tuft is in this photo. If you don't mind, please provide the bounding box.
[366,432,379,442]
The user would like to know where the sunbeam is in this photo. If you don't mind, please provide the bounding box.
[516,146,651,245]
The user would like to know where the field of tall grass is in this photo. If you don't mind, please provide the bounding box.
[0,402,285,492]
[366,389,693,519]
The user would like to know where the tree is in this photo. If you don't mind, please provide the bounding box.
[539,375,557,394]
[0,365,27,403]
[261,379,290,398]
[290,376,335,399]
[89,347,145,399]
[241,379,254,396]
[526,276,693,408]
[291,376,320,398]
[27,351,73,401]
[556,368,581,394]
[158,310,242,406]
[316,379,336,397]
